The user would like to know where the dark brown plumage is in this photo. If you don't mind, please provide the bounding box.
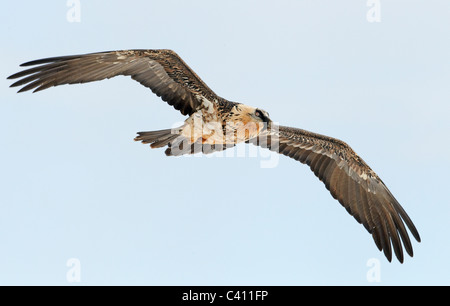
[250,126,420,262]
[8,49,220,115]
[7,49,421,262]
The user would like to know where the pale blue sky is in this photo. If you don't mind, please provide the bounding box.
[1,1,449,285]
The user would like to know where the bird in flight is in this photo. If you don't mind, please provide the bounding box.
[8,49,420,263]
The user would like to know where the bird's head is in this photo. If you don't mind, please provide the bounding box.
[253,108,271,124]
[229,104,272,140]
[249,107,272,131]
[236,104,271,124]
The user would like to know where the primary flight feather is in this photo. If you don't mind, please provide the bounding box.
[7,49,421,263]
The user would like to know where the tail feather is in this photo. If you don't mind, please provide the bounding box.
[134,129,179,148]
[135,127,236,156]
[151,134,179,148]
[165,140,236,156]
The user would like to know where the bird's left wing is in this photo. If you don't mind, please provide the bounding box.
[250,125,421,263]
[7,49,219,116]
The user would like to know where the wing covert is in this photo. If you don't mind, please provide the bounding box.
[8,49,219,116]
[251,125,420,262]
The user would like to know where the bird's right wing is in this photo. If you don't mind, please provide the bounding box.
[250,125,420,263]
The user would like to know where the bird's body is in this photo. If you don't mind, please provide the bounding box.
[8,49,421,262]
[177,101,266,145]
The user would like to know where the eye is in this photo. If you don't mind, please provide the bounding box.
[255,110,263,118]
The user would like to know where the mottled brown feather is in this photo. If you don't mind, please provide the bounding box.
[8,49,221,116]
[252,125,420,263]
[8,50,421,263]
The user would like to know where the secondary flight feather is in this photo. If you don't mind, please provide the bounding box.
[7,49,421,262]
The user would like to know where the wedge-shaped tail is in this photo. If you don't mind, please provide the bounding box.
[134,129,235,157]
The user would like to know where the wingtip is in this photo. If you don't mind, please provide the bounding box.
[19,60,36,67]
[7,72,21,80]
[19,59,44,67]
[17,87,31,93]
[413,231,421,243]
[386,254,392,263]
